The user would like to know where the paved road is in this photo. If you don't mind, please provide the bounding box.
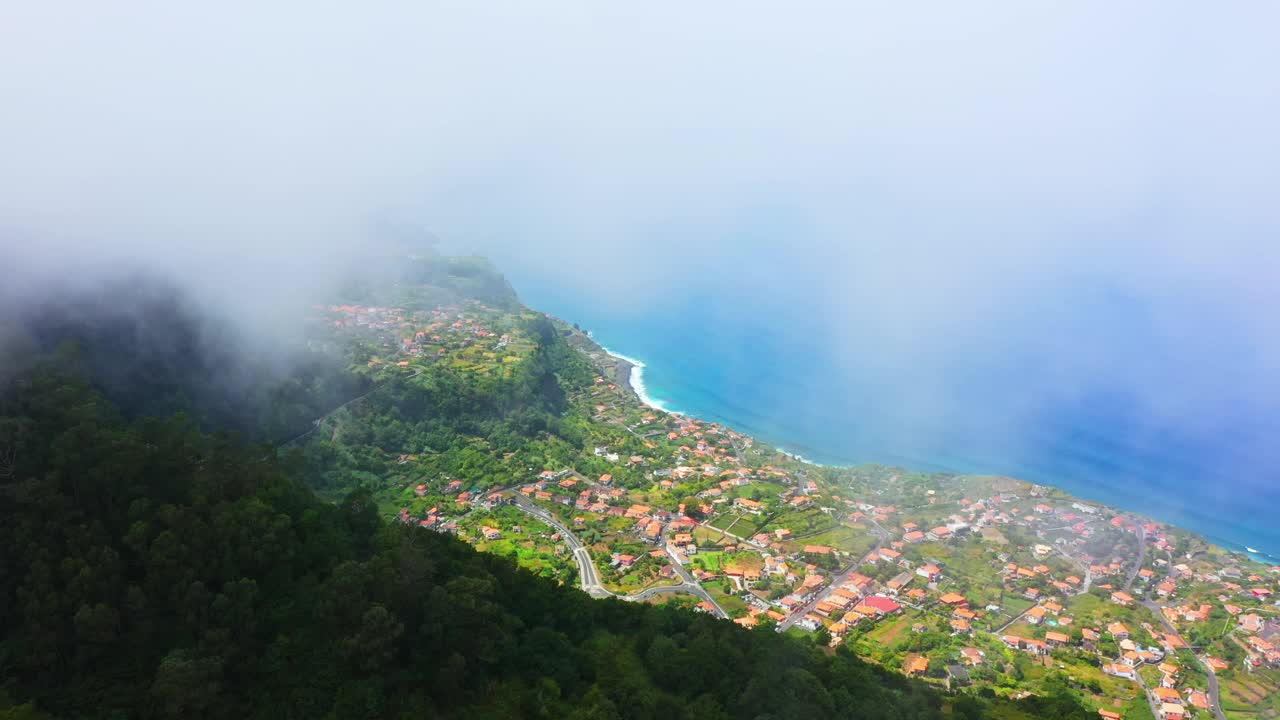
[1200,658,1229,720]
[1142,599,1227,720]
[660,529,729,618]
[511,496,729,614]
[512,495,613,598]
[1123,525,1147,592]
[1131,661,1166,720]
[777,528,887,632]
[626,582,705,601]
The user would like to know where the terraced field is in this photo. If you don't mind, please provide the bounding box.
[1221,668,1280,720]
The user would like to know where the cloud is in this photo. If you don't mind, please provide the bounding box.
[1,2,1278,485]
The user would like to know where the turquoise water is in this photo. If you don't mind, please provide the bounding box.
[509,275,1280,562]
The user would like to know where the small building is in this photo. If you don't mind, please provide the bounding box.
[904,654,929,677]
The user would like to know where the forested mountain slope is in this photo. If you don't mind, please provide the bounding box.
[0,362,968,720]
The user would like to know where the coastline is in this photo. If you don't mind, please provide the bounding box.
[600,346,672,413]
[597,343,1278,565]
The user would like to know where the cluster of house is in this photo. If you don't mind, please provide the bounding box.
[325,303,512,368]
[1131,557,1280,670]
[325,303,408,332]
[397,476,514,533]
[1143,680,1212,720]
[1005,561,1085,601]
[1099,621,1167,674]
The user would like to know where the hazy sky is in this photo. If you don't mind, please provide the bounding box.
[3,3,1279,467]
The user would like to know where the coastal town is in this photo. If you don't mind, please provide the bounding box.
[313,298,1280,720]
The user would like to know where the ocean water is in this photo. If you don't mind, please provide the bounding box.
[510,275,1280,563]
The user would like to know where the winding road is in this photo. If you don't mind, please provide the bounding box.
[510,496,729,616]
[1142,599,1227,720]
[512,495,612,598]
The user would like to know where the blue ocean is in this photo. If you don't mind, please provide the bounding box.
[508,272,1280,563]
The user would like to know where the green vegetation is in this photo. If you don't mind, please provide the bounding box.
[9,253,1253,719]
[0,360,970,719]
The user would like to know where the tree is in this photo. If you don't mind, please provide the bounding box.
[343,604,405,672]
[150,649,223,718]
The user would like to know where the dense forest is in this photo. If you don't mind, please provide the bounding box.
[0,361,956,720]
[5,278,367,444]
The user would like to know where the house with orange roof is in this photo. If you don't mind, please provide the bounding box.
[904,654,929,676]
[927,526,952,541]
[916,564,943,582]
[1246,635,1275,653]
[1103,662,1136,680]
[1111,590,1135,606]
[642,521,663,543]
[1151,687,1182,705]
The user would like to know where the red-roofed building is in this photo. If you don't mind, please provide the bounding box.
[863,596,902,615]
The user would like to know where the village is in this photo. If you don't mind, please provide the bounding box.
[317,300,1280,720]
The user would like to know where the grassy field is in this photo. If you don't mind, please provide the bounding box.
[726,481,786,500]
[862,612,917,649]
[707,513,741,532]
[983,595,1035,630]
[690,551,724,573]
[763,507,838,537]
[1054,655,1143,705]
[931,540,1007,595]
[705,583,751,618]
[693,524,734,547]
[788,526,876,557]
